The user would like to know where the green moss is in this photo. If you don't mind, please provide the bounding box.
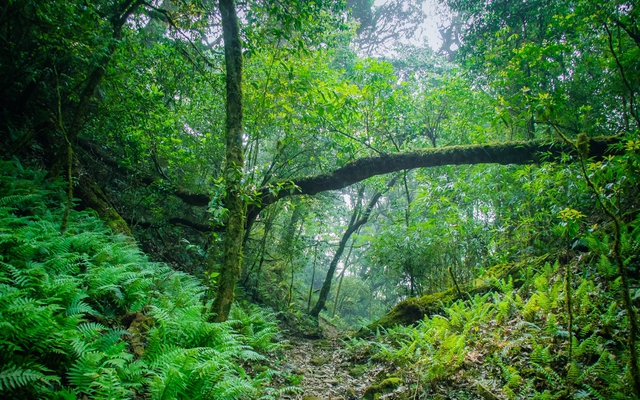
[348,364,367,378]
[476,383,500,400]
[77,177,133,237]
[363,377,402,400]
[361,255,549,334]
[313,339,332,349]
[310,355,332,366]
[253,365,268,373]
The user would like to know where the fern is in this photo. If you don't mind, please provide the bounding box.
[0,363,58,391]
[0,194,38,207]
[66,295,96,317]
[0,161,284,399]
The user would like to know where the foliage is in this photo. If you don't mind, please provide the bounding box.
[346,257,636,398]
[2,0,640,396]
[0,160,287,399]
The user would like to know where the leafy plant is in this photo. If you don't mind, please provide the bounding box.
[0,160,286,399]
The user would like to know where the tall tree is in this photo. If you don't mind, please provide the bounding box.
[310,179,394,317]
[210,0,245,322]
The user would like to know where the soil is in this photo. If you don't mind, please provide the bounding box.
[275,320,386,400]
[277,335,383,400]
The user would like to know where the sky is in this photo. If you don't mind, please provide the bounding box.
[374,0,452,51]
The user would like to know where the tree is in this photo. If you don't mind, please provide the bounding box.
[209,0,245,322]
[310,180,392,317]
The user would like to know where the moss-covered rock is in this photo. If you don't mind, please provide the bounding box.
[348,364,367,378]
[363,377,402,400]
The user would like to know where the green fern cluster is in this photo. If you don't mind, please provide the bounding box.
[348,258,634,398]
[0,160,288,399]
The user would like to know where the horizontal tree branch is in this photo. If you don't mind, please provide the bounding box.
[253,136,621,214]
[81,136,623,231]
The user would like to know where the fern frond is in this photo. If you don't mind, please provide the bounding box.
[66,295,96,317]
[77,322,107,338]
[0,194,38,207]
[0,363,58,391]
[68,351,103,391]
[239,349,266,362]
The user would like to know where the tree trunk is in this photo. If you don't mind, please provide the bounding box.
[48,2,143,236]
[332,239,355,318]
[68,0,143,144]
[310,187,386,318]
[209,0,244,323]
[76,168,133,237]
[307,243,318,312]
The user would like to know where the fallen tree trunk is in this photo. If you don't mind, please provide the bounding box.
[358,254,550,336]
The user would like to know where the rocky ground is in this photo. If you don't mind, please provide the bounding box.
[270,317,407,400]
[277,334,383,400]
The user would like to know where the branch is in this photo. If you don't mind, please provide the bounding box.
[82,136,623,232]
[254,136,621,212]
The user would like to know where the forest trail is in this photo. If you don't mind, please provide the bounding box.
[279,333,381,400]
[275,317,393,400]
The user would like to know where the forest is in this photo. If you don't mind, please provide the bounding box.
[1,0,639,398]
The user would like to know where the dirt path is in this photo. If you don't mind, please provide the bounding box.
[278,334,383,400]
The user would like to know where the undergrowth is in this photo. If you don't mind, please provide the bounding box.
[346,255,639,399]
[0,160,299,399]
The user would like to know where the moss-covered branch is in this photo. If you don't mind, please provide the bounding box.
[247,137,621,224]
[82,137,622,234]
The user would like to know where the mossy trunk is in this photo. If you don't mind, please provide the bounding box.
[209,0,244,323]
[76,171,133,237]
[359,255,550,335]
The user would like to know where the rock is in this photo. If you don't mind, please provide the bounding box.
[348,364,367,378]
[363,377,402,400]
[310,355,332,366]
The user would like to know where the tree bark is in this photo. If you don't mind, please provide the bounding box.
[76,169,133,237]
[332,239,355,318]
[209,0,244,322]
